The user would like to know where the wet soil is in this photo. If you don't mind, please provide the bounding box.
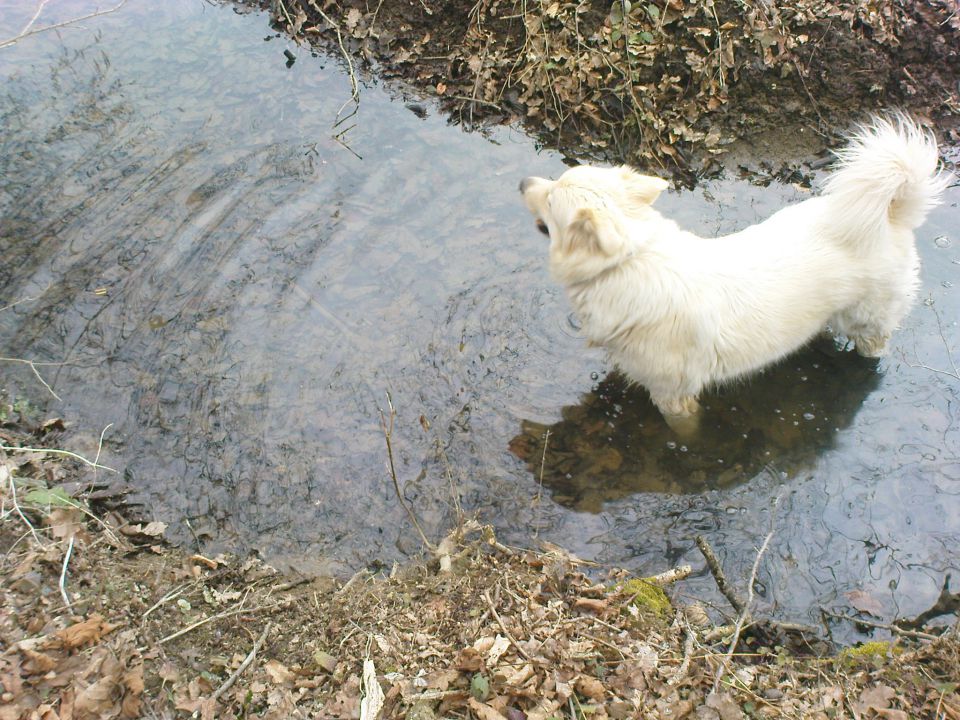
[253,0,960,179]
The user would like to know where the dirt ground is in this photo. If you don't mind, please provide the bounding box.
[3,417,960,719]
[251,0,960,180]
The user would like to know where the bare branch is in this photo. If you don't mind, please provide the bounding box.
[0,0,131,50]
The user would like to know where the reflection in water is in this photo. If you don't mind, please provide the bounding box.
[510,338,882,509]
[0,0,958,637]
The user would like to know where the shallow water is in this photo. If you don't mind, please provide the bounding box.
[1,0,958,636]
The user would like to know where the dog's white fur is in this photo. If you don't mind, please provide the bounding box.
[520,116,947,431]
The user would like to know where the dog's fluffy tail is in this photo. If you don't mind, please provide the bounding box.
[822,114,948,248]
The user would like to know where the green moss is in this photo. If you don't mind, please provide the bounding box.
[838,640,901,666]
[614,578,672,617]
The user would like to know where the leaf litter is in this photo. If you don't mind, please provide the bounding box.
[3,416,960,719]
[245,0,959,180]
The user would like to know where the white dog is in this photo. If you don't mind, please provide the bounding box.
[520,116,947,432]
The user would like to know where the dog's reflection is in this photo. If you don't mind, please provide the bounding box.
[509,337,882,511]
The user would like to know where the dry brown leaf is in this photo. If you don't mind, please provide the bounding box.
[854,685,897,713]
[486,635,511,666]
[425,668,460,691]
[55,615,118,650]
[264,659,296,686]
[457,647,484,672]
[846,590,885,617]
[323,673,361,718]
[46,508,83,541]
[73,676,120,718]
[573,597,608,614]
[706,691,745,720]
[575,675,605,702]
[468,697,509,720]
[23,648,58,673]
[157,661,179,685]
[33,704,61,720]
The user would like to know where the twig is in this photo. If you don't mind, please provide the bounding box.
[273,577,311,593]
[93,424,112,477]
[59,535,76,610]
[533,429,550,538]
[435,439,465,536]
[668,616,696,686]
[157,600,280,645]
[901,306,960,380]
[275,0,296,30]
[0,444,117,473]
[646,564,693,586]
[0,358,63,401]
[378,392,436,553]
[310,3,361,119]
[821,609,940,642]
[482,590,536,663]
[0,285,52,314]
[450,94,504,110]
[12,0,54,43]
[5,468,46,548]
[712,498,779,693]
[337,568,372,597]
[695,535,745,616]
[210,622,273,703]
[0,0,130,49]
[143,583,195,620]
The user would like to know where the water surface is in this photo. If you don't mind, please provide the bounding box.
[1,0,957,636]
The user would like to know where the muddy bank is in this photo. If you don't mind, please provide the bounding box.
[252,0,959,178]
[2,422,960,719]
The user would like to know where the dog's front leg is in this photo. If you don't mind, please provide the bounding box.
[651,394,702,437]
[852,333,890,358]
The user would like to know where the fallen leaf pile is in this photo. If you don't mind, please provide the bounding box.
[4,420,960,719]
[255,0,959,176]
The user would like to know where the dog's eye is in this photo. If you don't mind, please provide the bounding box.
[536,219,549,236]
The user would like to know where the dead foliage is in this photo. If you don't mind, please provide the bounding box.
[256,0,959,178]
[3,417,960,719]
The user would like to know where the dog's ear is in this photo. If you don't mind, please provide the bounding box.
[619,166,668,205]
[565,207,627,257]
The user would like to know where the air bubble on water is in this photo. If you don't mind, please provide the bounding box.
[774,408,781,414]
[942,281,953,289]
[803,412,815,420]
[793,420,799,426]
[590,371,599,380]
[680,445,688,452]
[666,441,677,450]
[726,506,738,515]
[934,235,951,248]
[800,375,808,382]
